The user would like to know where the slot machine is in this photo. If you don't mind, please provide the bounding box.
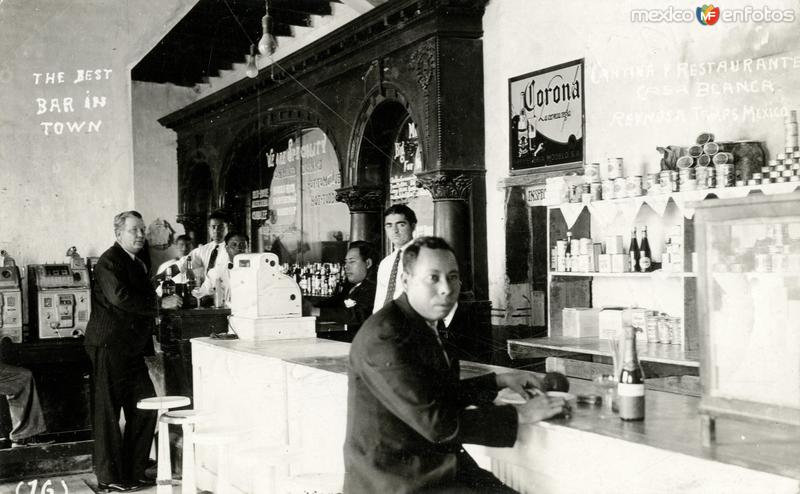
[0,265,23,342]
[27,258,91,340]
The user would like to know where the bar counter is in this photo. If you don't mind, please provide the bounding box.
[190,337,800,494]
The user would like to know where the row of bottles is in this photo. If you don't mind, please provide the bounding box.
[280,263,345,297]
[552,227,652,273]
[161,258,197,299]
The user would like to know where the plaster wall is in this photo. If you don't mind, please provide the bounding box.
[482,0,800,315]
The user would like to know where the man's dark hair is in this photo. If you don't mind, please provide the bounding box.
[383,204,417,225]
[207,210,229,223]
[175,234,193,244]
[402,236,456,274]
[348,240,376,266]
[224,231,249,244]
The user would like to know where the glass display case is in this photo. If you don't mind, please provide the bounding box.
[694,191,800,444]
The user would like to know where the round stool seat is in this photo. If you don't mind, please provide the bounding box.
[160,409,207,425]
[137,395,191,410]
[192,427,245,445]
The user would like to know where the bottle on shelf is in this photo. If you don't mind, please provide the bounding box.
[629,227,640,273]
[639,226,652,272]
[162,270,175,298]
[618,326,645,421]
[565,231,573,272]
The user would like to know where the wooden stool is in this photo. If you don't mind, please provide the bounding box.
[137,395,191,494]
[192,427,244,494]
[161,409,206,494]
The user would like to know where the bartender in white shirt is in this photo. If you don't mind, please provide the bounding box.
[196,231,249,307]
[154,234,194,283]
[188,211,230,282]
[372,204,417,313]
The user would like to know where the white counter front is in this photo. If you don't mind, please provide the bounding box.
[190,337,799,494]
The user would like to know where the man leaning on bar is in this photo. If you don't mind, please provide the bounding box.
[345,236,567,493]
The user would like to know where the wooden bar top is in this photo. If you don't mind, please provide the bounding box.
[193,337,800,482]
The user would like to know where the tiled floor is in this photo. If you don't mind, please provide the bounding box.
[0,474,185,494]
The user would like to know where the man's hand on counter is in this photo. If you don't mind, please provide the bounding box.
[160,294,183,310]
[496,371,544,398]
[514,394,567,424]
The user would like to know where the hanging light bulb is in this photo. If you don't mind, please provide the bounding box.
[257,1,278,56]
[245,44,258,78]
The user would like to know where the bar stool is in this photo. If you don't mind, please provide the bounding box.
[160,409,205,494]
[191,427,245,494]
[137,395,191,494]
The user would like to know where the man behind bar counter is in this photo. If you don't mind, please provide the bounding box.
[345,237,566,493]
[85,211,182,492]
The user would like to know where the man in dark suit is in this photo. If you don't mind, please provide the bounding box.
[85,211,182,492]
[344,237,566,493]
[305,241,376,342]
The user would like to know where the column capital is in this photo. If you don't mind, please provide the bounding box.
[335,185,386,213]
[415,170,482,201]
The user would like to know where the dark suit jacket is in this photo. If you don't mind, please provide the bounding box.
[85,242,158,358]
[315,279,376,335]
[344,294,518,493]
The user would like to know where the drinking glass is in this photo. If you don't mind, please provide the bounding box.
[594,373,618,413]
[191,287,203,310]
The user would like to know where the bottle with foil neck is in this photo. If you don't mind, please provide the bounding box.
[618,326,645,421]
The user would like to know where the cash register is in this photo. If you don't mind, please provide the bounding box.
[27,255,91,340]
[229,252,316,340]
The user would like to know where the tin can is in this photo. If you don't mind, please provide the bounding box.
[676,156,694,169]
[793,151,800,159]
[776,165,787,172]
[657,316,671,344]
[752,172,763,180]
[606,158,624,179]
[645,315,659,343]
[688,145,704,158]
[590,182,602,201]
[735,180,745,187]
[784,158,795,166]
[713,152,734,165]
[769,170,780,179]
[793,163,800,171]
[613,177,627,198]
[707,169,717,188]
[643,173,659,194]
[696,132,714,145]
[579,238,593,255]
[694,166,708,188]
[703,141,721,155]
[670,170,679,191]
[776,177,788,183]
[570,239,581,255]
[625,176,643,197]
[697,154,712,167]
[782,170,794,178]
[776,153,787,161]
[716,163,734,187]
[584,162,601,183]
[601,180,615,200]
[747,179,760,186]
[581,183,591,195]
[659,170,673,192]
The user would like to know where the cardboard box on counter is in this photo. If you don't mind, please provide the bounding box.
[562,307,600,338]
[599,307,625,340]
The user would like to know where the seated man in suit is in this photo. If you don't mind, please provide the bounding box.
[345,237,566,493]
[304,241,376,342]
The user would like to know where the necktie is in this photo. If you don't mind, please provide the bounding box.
[437,319,448,339]
[135,257,148,274]
[208,244,219,270]
[383,249,402,306]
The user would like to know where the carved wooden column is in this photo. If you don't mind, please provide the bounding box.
[335,185,385,248]
[416,170,477,297]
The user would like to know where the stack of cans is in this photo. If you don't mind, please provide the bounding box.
[752,110,800,185]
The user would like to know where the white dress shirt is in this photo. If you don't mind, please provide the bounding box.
[372,240,414,313]
[197,263,232,307]
[189,241,229,282]
[155,256,189,284]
